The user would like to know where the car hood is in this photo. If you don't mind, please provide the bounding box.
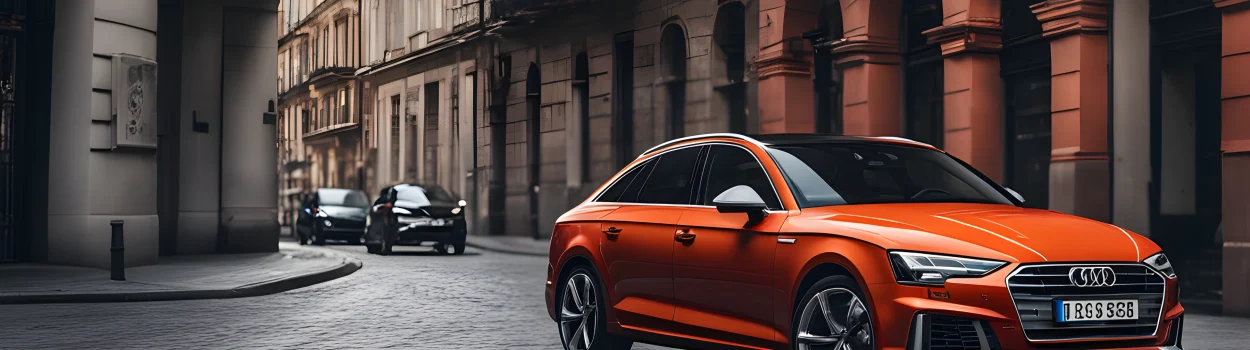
[805,203,1159,263]
[319,205,367,220]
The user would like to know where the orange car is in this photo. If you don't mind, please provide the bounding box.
[545,133,1183,350]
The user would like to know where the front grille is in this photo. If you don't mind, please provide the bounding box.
[1006,264,1165,341]
[908,314,1001,350]
[329,217,365,229]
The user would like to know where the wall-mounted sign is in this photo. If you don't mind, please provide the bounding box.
[112,54,158,148]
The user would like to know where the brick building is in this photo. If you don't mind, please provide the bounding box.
[344,0,1250,313]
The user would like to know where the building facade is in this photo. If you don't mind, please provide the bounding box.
[343,0,1250,314]
[277,0,363,227]
[0,0,281,268]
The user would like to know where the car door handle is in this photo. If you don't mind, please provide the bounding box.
[674,229,696,243]
[603,227,622,239]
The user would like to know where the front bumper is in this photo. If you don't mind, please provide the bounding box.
[870,263,1184,350]
[394,220,465,245]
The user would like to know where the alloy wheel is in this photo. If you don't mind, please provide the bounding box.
[796,287,873,350]
[558,273,597,350]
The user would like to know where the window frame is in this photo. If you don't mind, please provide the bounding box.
[591,142,786,211]
[697,143,785,211]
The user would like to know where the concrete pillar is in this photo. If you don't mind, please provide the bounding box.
[47,0,94,266]
[1215,0,1250,316]
[1032,0,1111,222]
[833,0,903,136]
[1111,0,1152,236]
[219,7,279,253]
[924,0,1004,181]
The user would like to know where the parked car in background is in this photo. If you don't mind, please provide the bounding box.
[294,188,370,245]
[365,183,468,255]
[545,133,1182,350]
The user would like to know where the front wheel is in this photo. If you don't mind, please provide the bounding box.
[557,267,631,350]
[792,275,874,350]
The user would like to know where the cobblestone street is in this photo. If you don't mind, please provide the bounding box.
[0,240,1247,349]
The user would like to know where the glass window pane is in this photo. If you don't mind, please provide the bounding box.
[637,147,701,205]
[702,146,781,210]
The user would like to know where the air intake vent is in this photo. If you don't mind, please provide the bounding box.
[909,314,1001,350]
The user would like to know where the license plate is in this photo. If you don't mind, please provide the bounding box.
[1055,299,1138,322]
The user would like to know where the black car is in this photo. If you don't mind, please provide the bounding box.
[365,183,467,255]
[294,188,370,245]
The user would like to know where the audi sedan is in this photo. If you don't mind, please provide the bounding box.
[544,133,1182,350]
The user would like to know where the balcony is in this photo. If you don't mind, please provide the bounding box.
[490,0,587,21]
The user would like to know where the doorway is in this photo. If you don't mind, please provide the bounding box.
[1150,0,1222,301]
[1001,0,1051,209]
[0,13,18,262]
[526,64,540,239]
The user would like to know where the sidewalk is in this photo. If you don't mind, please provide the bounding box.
[464,235,549,257]
[0,242,361,304]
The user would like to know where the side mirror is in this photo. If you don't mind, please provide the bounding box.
[1005,187,1025,203]
[712,185,770,228]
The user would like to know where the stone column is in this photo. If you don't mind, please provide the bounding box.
[1032,0,1111,222]
[47,0,94,265]
[1111,0,1152,236]
[1215,0,1250,316]
[924,0,1004,181]
[832,0,903,136]
[756,0,817,133]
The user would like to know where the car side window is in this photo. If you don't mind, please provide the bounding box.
[637,146,702,205]
[596,161,647,202]
[701,145,782,210]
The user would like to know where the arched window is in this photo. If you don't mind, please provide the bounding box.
[526,63,541,239]
[902,0,944,147]
[574,52,591,183]
[660,24,687,140]
[1001,0,1051,210]
[805,0,843,134]
[713,3,747,133]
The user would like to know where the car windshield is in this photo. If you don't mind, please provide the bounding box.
[765,143,1014,207]
[318,189,369,208]
[394,185,455,205]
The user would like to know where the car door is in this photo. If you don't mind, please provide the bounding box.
[673,144,788,347]
[596,146,703,330]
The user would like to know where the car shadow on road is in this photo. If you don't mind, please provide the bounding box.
[385,249,482,257]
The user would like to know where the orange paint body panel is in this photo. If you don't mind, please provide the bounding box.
[545,134,1182,350]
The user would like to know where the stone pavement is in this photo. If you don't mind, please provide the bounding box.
[0,241,360,304]
[464,234,550,256]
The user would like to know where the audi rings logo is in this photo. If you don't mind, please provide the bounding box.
[1069,266,1117,287]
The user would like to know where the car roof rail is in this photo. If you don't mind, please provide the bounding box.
[637,133,764,158]
[871,136,935,148]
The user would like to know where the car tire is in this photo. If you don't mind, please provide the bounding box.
[557,266,632,350]
[791,275,875,350]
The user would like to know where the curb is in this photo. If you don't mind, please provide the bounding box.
[463,237,548,257]
[0,254,362,305]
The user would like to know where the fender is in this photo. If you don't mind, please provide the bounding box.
[773,233,890,341]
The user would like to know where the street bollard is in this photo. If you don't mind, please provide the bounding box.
[110,220,125,281]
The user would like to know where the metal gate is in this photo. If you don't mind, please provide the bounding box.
[0,9,20,262]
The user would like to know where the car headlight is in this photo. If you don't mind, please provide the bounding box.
[1144,252,1176,278]
[889,251,1007,286]
[324,220,332,227]
[451,207,462,215]
[392,207,412,215]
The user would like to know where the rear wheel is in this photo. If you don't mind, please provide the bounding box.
[792,275,874,350]
[557,267,631,350]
